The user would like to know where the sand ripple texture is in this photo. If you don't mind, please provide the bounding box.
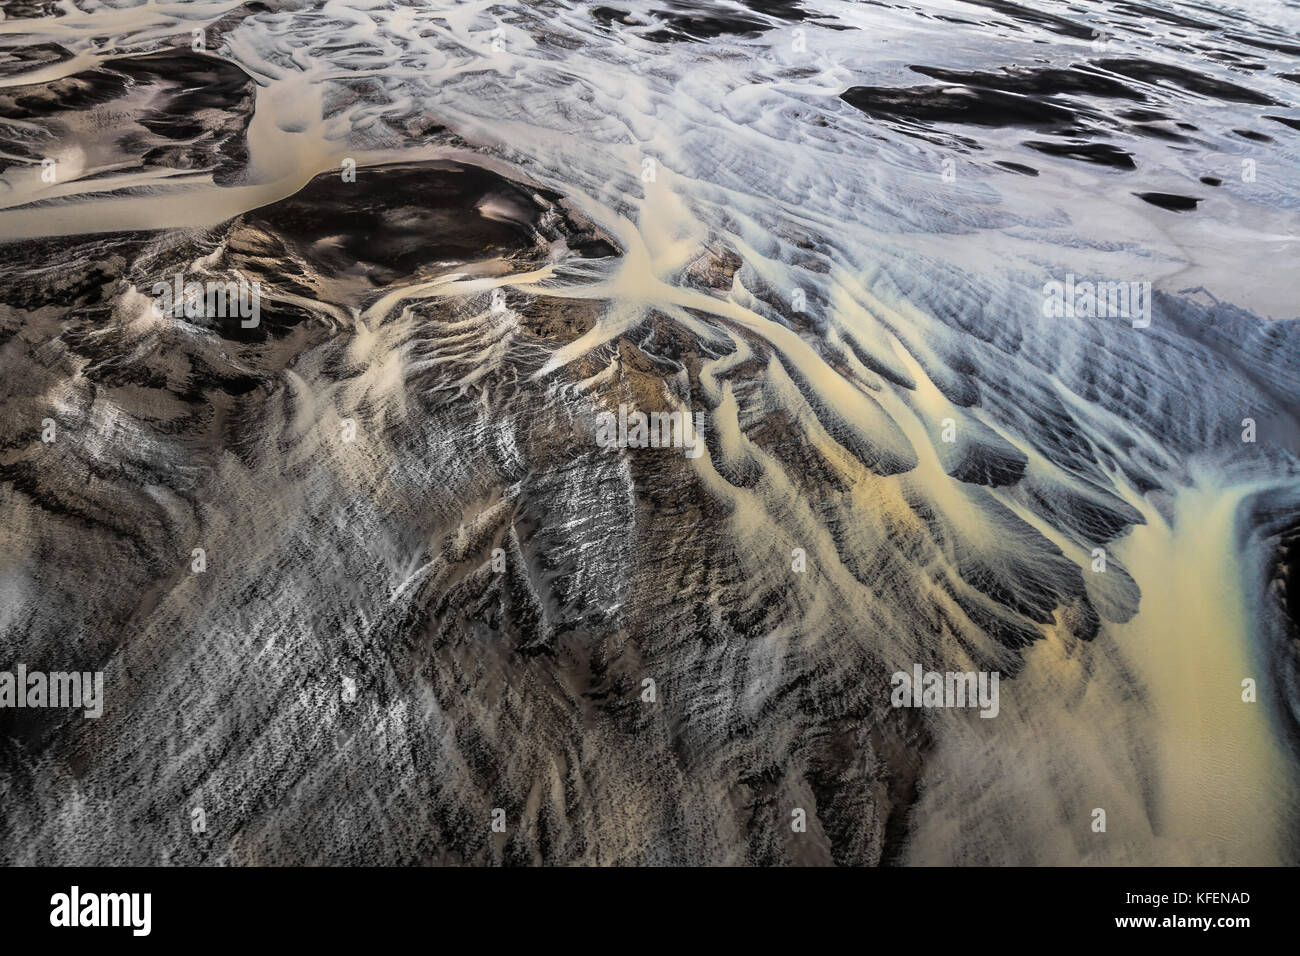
[0,0,1298,865]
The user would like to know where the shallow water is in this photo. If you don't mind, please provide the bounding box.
[0,0,1298,865]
